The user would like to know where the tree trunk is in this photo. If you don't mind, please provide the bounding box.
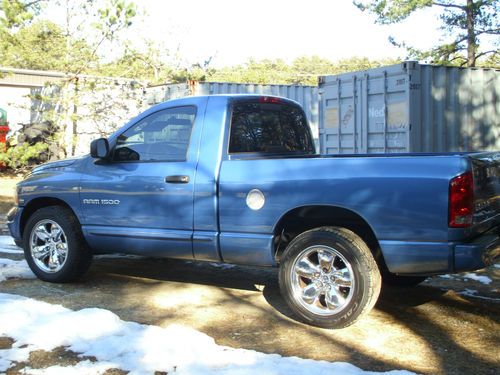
[466,0,477,67]
[71,78,79,157]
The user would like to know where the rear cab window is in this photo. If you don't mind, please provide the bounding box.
[228,97,315,157]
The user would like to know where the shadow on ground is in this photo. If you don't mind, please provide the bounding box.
[1,255,499,374]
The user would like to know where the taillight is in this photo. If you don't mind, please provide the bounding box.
[449,171,474,228]
[259,96,282,104]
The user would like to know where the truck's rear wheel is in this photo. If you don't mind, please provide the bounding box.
[279,227,381,328]
[23,206,92,282]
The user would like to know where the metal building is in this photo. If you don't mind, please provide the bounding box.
[318,61,499,154]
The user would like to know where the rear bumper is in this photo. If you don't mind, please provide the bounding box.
[380,225,500,275]
[454,229,500,272]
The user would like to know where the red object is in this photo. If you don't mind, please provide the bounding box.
[0,125,8,144]
[259,96,283,104]
[449,171,474,228]
[0,125,8,170]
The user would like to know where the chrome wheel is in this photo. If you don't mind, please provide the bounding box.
[290,245,355,316]
[29,219,68,273]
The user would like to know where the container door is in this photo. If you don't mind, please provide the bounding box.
[319,77,359,154]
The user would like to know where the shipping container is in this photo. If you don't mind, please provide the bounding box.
[318,61,499,154]
[146,81,320,141]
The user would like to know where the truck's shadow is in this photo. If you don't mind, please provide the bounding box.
[89,255,452,322]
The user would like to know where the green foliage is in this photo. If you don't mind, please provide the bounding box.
[0,142,49,170]
[98,40,174,82]
[0,0,137,74]
[0,0,43,28]
[0,20,93,71]
[96,0,136,30]
[355,0,499,67]
[98,43,216,85]
[170,57,216,83]
[354,0,433,23]
[209,56,400,86]
[0,0,139,158]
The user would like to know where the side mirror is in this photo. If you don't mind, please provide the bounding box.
[90,138,110,159]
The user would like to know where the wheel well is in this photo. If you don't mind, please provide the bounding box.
[273,205,384,266]
[20,197,76,238]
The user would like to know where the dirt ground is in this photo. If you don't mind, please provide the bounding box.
[1,249,499,375]
[0,176,499,374]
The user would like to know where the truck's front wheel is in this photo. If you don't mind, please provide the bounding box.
[23,206,92,282]
[279,227,381,328]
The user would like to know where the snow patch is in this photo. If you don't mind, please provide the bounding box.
[462,273,492,285]
[458,289,500,302]
[0,293,414,375]
[26,361,117,375]
[208,262,236,269]
[0,258,35,282]
[0,236,23,254]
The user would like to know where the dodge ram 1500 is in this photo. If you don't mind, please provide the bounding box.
[8,95,499,328]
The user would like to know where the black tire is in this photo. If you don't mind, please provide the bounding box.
[23,206,92,282]
[279,227,381,329]
[382,272,427,287]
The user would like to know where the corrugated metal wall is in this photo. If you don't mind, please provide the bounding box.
[319,62,500,154]
[146,82,320,141]
[412,64,499,152]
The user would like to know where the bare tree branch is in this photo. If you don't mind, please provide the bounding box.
[432,2,466,11]
[475,27,500,35]
[24,0,46,9]
[474,49,497,60]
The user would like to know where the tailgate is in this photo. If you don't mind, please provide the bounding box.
[471,152,500,231]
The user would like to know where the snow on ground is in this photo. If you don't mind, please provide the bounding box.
[457,289,500,302]
[0,236,36,282]
[0,236,23,254]
[0,258,35,282]
[208,262,236,269]
[0,236,413,375]
[438,271,495,285]
[462,273,492,285]
[0,293,414,375]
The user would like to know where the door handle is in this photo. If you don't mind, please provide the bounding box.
[165,175,190,184]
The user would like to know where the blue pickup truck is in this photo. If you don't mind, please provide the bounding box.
[7,95,500,328]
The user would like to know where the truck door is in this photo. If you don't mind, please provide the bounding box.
[80,99,206,258]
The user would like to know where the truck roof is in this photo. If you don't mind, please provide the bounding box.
[157,94,302,108]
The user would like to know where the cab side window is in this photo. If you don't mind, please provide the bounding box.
[229,101,314,154]
[113,106,196,162]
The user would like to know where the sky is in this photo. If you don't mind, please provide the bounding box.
[42,0,445,68]
[127,0,443,67]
